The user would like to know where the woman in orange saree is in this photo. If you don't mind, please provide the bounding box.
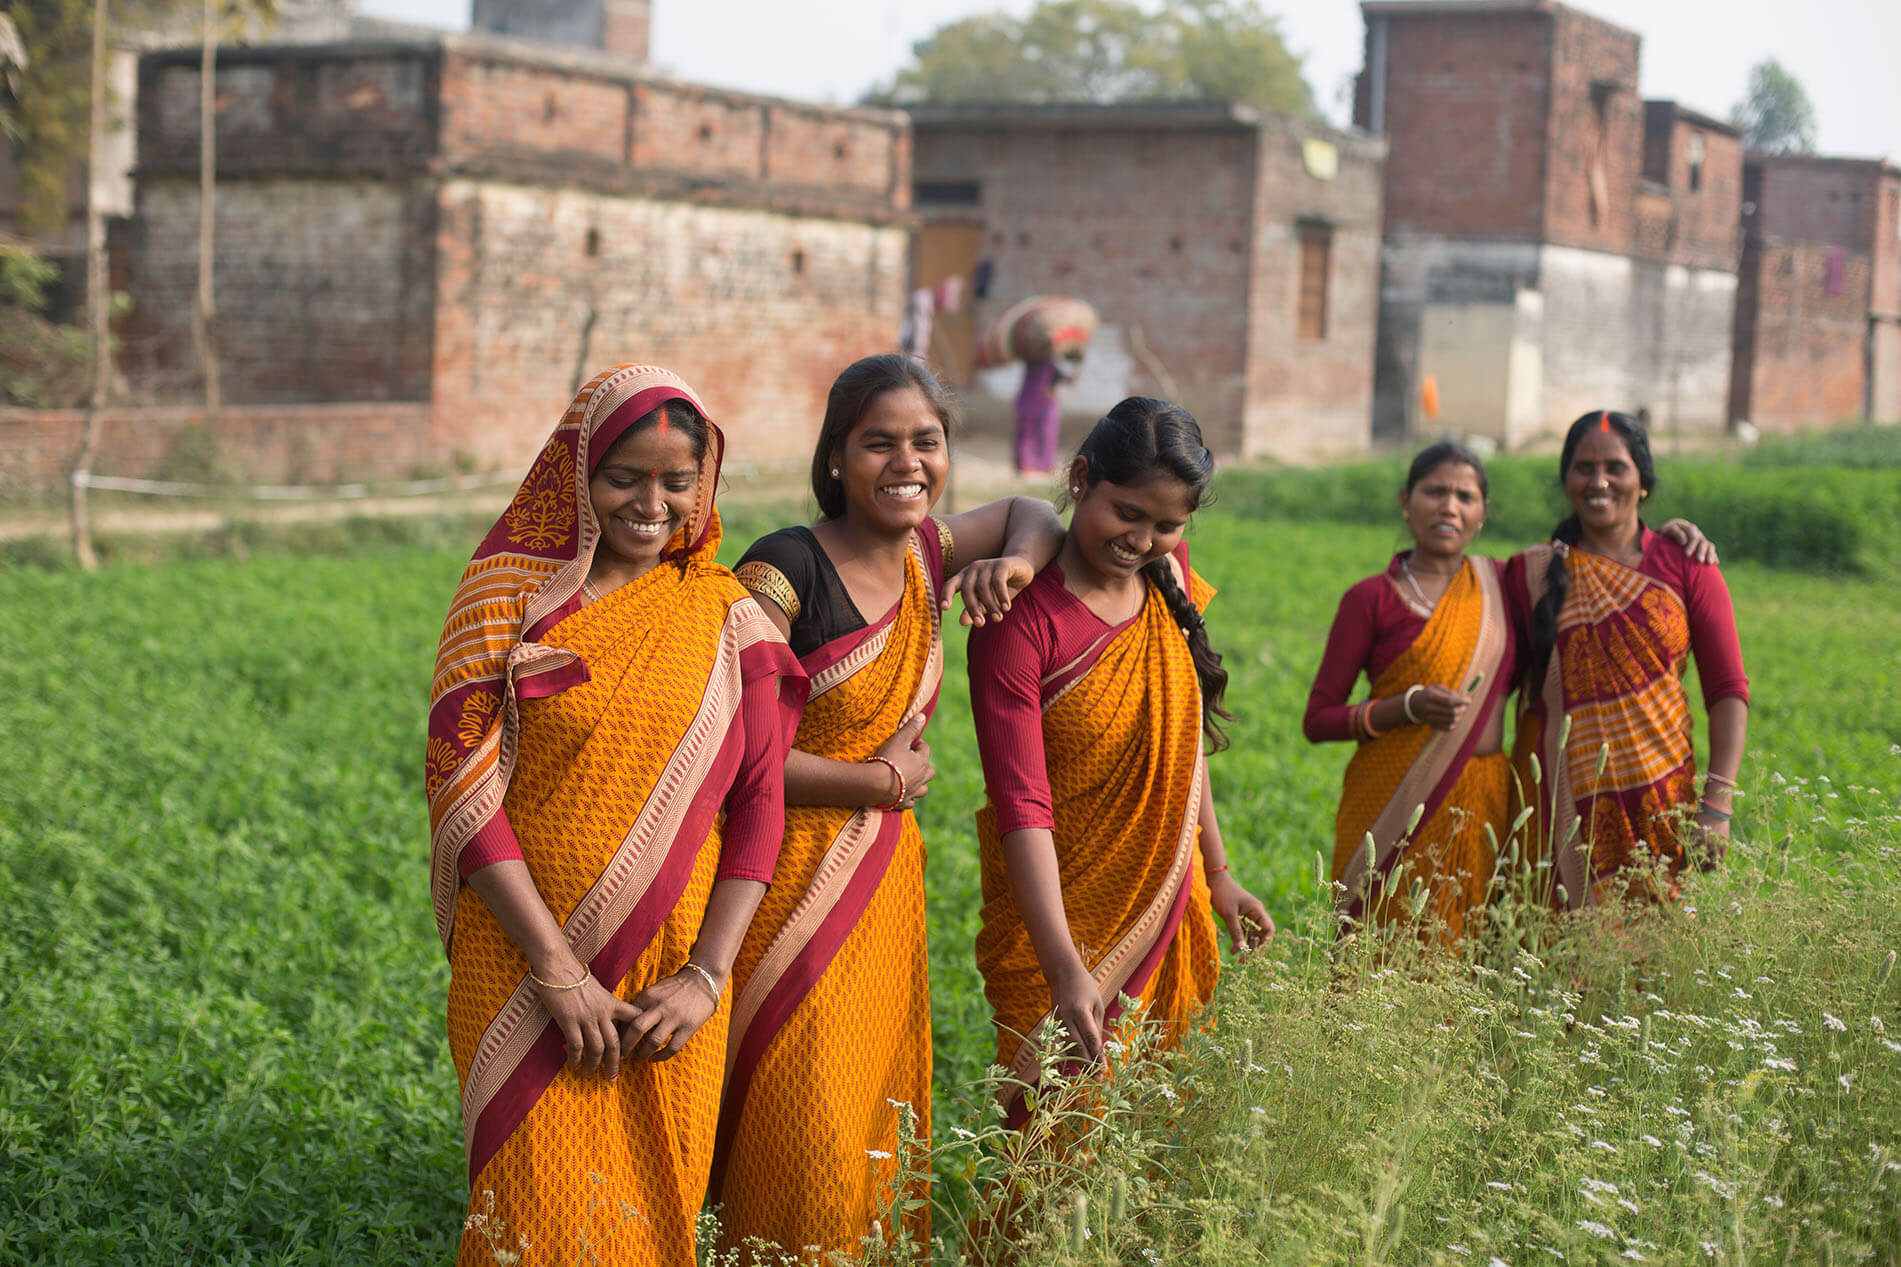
[968,398,1273,1125]
[1304,444,1514,943]
[714,354,1065,1259]
[427,365,805,1265]
[1508,410,1750,910]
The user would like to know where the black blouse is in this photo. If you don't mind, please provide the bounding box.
[735,526,871,659]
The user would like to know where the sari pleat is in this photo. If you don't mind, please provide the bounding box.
[1511,544,1698,908]
[1331,558,1511,943]
[713,534,941,1260]
[975,560,1219,1118]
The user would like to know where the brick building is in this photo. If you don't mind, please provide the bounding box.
[1356,0,1742,446]
[910,104,1384,460]
[1731,155,1901,427]
[106,21,909,478]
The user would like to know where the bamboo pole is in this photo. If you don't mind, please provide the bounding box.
[70,0,110,570]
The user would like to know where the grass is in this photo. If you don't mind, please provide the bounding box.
[1,501,1896,1263]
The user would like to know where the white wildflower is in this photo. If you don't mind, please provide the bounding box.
[1577,1220,1615,1239]
[1824,1012,1848,1032]
[865,1149,893,1160]
[1641,1134,1663,1147]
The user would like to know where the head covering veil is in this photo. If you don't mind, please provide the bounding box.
[425,364,720,953]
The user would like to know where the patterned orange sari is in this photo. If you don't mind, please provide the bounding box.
[713,531,944,1259]
[1512,543,1698,908]
[1331,558,1511,943]
[428,366,803,1265]
[975,556,1221,1121]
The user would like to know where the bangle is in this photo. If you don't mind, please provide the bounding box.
[1697,800,1732,822]
[678,960,722,1003]
[1206,863,1230,875]
[1361,700,1387,739]
[865,755,907,811]
[1402,684,1423,725]
[528,962,591,992]
[1703,771,1738,791]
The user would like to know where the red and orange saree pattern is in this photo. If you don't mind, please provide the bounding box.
[429,366,803,1264]
[974,556,1221,1121]
[713,530,943,1260]
[1331,558,1510,943]
[1512,543,1698,908]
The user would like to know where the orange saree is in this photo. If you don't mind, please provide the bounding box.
[1511,543,1698,908]
[429,366,803,1266]
[712,529,945,1260]
[1331,558,1511,942]
[973,555,1221,1120]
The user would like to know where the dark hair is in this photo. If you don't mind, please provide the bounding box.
[1071,396,1233,750]
[594,397,710,472]
[1403,441,1489,499]
[1526,409,1659,688]
[811,354,957,520]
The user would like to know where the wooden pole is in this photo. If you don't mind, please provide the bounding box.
[191,0,220,413]
[70,0,110,570]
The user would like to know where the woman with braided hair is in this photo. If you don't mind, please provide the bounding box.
[1507,409,1749,910]
[967,396,1273,1124]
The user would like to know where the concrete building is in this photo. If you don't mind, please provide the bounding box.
[1355,0,1742,447]
[910,103,1385,460]
[1731,154,1901,427]
[106,29,910,477]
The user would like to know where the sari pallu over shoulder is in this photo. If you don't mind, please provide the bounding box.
[1332,557,1510,932]
[427,364,807,1190]
[975,554,1218,1118]
[711,527,944,1254]
[1513,543,1698,910]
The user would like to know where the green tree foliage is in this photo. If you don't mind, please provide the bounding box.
[7,0,97,234]
[1730,57,1818,154]
[872,0,1312,117]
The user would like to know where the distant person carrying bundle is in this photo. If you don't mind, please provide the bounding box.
[426,365,805,1265]
[977,295,1097,476]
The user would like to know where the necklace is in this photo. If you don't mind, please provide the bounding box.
[1399,557,1456,616]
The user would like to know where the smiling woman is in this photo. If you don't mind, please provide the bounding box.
[713,353,1066,1260]
[426,365,806,1265]
[967,396,1273,1128]
[1508,410,1750,912]
[1303,442,1516,945]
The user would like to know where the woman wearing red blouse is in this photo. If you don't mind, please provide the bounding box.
[1508,410,1749,910]
[968,397,1272,1123]
[1306,443,1721,942]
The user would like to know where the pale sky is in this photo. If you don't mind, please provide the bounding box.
[358,0,1901,161]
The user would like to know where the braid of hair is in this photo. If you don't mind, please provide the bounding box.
[1142,556,1233,751]
[1527,514,1582,692]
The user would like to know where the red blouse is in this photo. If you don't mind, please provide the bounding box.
[1303,554,1513,743]
[968,542,1195,837]
[1503,526,1750,709]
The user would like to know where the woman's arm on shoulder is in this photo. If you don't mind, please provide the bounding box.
[938,496,1067,626]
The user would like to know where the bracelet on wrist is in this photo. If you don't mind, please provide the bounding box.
[1697,800,1732,822]
[1360,699,1388,739]
[1703,771,1738,791]
[678,960,722,1004]
[1402,683,1424,725]
[528,962,591,992]
[865,755,907,811]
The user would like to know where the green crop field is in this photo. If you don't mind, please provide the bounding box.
[1,487,1896,1264]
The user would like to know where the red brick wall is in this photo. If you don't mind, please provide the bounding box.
[1540,6,1641,254]
[426,180,909,473]
[1751,158,1884,255]
[1367,10,1551,240]
[1635,112,1741,271]
[913,121,1260,450]
[0,403,436,498]
[117,177,438,405]
[1243,120,1383,458]
[1735,241,1871,427]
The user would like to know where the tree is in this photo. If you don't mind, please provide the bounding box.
[1730,58,1817,155]
[871,0,1311,118]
